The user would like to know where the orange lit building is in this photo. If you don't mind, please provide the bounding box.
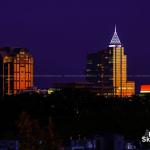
[0,47,34,95]
[140,85,150,93]
[86,26,135,97]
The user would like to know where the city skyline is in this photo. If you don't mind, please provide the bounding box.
[0,1,150,149]
[0,26,145,94]
[0,0,149,92]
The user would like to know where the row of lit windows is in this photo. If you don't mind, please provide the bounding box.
[14,60,33,64]
[14,81,32,86]
[14,65,33,72]
[14,73,32,76]
[14,85,32,90]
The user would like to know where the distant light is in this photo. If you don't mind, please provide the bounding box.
[48,88,54,94]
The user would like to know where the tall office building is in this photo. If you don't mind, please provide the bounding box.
[0,47,34,95]
[86,26,135,96]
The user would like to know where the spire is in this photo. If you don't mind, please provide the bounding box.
[115,24,116,33]
[109,25,121,47]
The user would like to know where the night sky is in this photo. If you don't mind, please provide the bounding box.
[0,0,149,92]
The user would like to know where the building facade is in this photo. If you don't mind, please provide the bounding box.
[0,47,34,95]
[86,26,135,96]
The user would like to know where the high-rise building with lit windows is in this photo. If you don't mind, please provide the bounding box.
[0,47,34,95]
[86,26,135,96]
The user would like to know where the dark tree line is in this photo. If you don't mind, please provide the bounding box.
[16,112,61,150]
[0,89,150,141]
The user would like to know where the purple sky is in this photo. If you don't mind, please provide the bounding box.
[0,0,149,91]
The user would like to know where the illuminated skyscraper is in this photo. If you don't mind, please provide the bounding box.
[86,26,135,96]
[0,47,34,95]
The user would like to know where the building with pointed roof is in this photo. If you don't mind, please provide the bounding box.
[86,26,135,97]
[109,25,121,47]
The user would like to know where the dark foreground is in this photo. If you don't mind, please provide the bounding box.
[0,89,150,149]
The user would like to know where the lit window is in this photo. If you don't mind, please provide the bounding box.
[20,51,25,55]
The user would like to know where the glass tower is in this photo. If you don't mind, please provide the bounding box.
[0,47,34,95]
[86,26,135,96]
[109,26,135,96]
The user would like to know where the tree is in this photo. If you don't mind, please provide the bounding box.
[16,112,61,150]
